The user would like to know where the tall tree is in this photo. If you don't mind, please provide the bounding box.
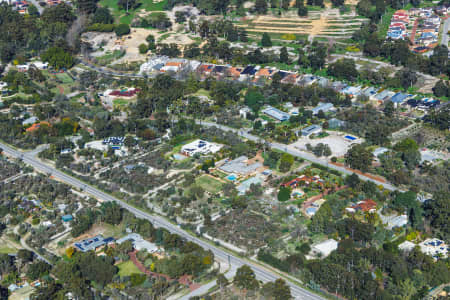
[261,32,272,47]
[234,265,260,291]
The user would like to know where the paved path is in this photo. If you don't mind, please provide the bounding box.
[0,140,324,300]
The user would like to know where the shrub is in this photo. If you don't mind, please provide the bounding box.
[86,23,115,32]
[115,24,130,36]
[138,43,148,54]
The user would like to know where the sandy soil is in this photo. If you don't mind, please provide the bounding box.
[290,131,363,157]
[237,9,365,38]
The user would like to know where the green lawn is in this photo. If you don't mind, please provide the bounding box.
[55,73,74,84]
[113,98,130,108]
[118,260,143,276]
[0,246,18,254]
[196,175,224,194]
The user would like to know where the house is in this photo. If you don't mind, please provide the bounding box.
[374,90,395,102]
[30,61,49,69]
[384,214,408,229]
[212,65,229,77]
[117,233,159,253]
[124,164,136,173]
[254,67,275,81]
[109,88,140,97]
[373,147,389,158]
[61,214,73,222]
[161,59,186,73]
[181,140,222,157]
[197,64,214,76]
[300,125,322,137]
[25,121,50,132]
[281,175,323,188]
[236,176,263,195]
[239,65,257,80]
[346,199,377,213]
[219,156,262,176]
[312,102,334,115]
[328,118,344,129]
[227,67,243,79]
[298,74,318,86]
[390,92,410,105]
[341,86,362,98]
[309,239,338,259]
[419,238,448,260]
[17,64,29,72]
[22,116,38,126]
[362,87,379,100]
[239,106,251,119]
[398,241,416,252]
[60,149,72,155]
[261,106,290,121]
[74,235,115,252]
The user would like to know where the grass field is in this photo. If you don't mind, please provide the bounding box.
[118,260,143,276]
[196,175,224,194]
[99,0,167,24]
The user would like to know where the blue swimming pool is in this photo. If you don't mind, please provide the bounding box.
[345,135,356,141]
[226,174,237,181]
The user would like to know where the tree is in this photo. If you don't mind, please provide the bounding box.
[278,186,291,202]
[331,0,345,6]
[115,23,130,36]
[234,265,259,291]
[383,101,395,117]
[41,47,74,70]
[345,144,373,172]
[117,0,138,11]
[261,279,292,300]
[327,58,358,81]
[279,153,294,172]
[217,273,229,290]
[255,0,268,14]
[397,68,417,90]
[77,0,98,14]
[93,7,114,24]
[28,4,40,17]
[101,202,123,225]
[432,80,449,98]
[261,32,272,47]
[175,11,186,23]
[297,4,308,16]
[280,46,289,64]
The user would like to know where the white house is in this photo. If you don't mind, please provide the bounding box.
[239,106,251,119]
[181,140,222,157]
[309,239,338,259]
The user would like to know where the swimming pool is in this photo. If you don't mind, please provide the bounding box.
[173,153,187,161]
[226,174,237,181]
[345,135,356,141]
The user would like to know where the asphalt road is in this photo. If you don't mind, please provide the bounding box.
[441,17,450,47]
[199,121,399,192]
[0,141,324,300]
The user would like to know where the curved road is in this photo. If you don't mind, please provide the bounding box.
[0,141,323,300]
[199,121,399,192]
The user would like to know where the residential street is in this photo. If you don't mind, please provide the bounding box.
[0,140,324,300]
